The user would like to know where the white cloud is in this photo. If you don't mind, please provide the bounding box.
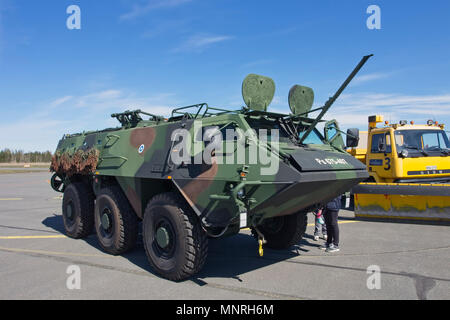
[172,34,233,53]
[7,85,450,151]
[49,96,73,107]
[141,19,190,39]
[62,89,176,116]
[120,0,192,21]
[0,118,68,152]
[1,89,180,151]
[337,93,450,111]
[326,92,450,128]
[352,72,393,85]
[74,90,123,107]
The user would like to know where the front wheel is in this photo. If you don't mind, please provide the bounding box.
[62,182,94,239]
[251,212,307,249]
[142,192,208,281]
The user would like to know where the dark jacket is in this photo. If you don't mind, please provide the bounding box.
[325,196,342,211]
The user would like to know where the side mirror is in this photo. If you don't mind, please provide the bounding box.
[346,128,359,148]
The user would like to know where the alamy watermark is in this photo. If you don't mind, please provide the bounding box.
[66,5,81,30]
[366,5,381,30]
[366,265,381,290]
[169,121,280,176]
[64,5,381,32]
[66,265,81,290]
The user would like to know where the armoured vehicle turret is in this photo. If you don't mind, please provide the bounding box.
[50,56,371,280]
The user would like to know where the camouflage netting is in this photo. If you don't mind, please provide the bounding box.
[50,148,100,177]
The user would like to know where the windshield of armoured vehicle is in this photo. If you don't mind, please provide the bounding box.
[395,130,450,155]
[298,129,325,145]
[245,117,291,143]
[245,116,325,145]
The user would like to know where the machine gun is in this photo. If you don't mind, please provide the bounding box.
[111,109,165,128]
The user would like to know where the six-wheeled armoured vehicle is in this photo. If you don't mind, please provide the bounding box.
[50,56,371,280]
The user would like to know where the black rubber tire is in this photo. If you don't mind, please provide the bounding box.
[251,212,308,249]
[62,182,95,239]
[94,186,138,255]
[142,192,208,281]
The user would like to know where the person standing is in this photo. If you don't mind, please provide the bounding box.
[319,196,342,253]
[313,209,327,241]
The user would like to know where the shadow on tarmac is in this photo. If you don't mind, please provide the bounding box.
[42,214,318,282]
[42,214,66,234]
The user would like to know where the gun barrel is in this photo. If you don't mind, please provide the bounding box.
[298,54,373,144]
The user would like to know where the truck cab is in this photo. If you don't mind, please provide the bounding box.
[349,115,450,184]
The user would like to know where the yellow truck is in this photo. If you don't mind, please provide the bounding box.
[347,115,450,222]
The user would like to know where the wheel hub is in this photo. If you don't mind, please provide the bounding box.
[101,213,111,230]
[66,203,73,219]
[156,226,170,249]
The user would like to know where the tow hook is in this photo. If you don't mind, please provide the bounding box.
[258,239,264,257]
[253,227,266,257]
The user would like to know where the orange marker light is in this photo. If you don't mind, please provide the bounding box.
[410,121,414,125]
[167,176,172,180]
[240,172,247,178]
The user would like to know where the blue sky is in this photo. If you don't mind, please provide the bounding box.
[1,0,450,151]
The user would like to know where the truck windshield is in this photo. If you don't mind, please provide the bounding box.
[395,130,450,154]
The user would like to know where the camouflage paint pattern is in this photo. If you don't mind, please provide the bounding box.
[51,108,368,233]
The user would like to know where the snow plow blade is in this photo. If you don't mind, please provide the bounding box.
[353,183,450,222]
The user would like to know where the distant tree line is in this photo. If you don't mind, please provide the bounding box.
[0,148,52,163]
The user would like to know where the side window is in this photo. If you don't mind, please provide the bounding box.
[200,123,239,143]
[326,126,337,141]
[371,133,392,153]
[371,134,383,153]
[385,133,392,153]
[324,120,345,149]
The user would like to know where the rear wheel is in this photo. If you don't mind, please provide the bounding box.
[62,182,94,239]
[94,186,138,255]
[142,192,208,281]
[251,212,307,249]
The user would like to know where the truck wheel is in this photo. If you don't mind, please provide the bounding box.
[94,186,138,255]
[251,212,307,249]
[142,192,208,281]
[62,182,94,239]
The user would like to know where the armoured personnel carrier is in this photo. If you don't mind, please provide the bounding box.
[50,56,371,280]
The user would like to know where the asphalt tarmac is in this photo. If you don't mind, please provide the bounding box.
[0,172,449,300]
